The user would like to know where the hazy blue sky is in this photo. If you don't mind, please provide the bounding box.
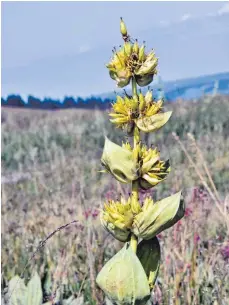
[2,1,229,99]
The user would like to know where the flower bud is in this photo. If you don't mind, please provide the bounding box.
[133,40,139,54]
[120,18,127,37]
[138,44,146,61]
[131,197,142,215]
[138,92,146,112]
[145,99,163,117]
[144,90,153,104]
[124,42,132,57]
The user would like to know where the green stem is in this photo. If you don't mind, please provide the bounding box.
[130,77,139,253]
[130,233,138,253]
[133,125,140,148]
[132,180,139,204]
[132,77,137,97]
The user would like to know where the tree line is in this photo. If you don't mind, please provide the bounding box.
[1,95,112,110]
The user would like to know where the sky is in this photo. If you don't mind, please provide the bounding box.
[1,1,229,99]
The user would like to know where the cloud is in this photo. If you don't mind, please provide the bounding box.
[218,3,229,15]
[180,14,191,22]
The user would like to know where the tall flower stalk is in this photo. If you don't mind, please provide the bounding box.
[96,19,185,305]
[131,77,140,254]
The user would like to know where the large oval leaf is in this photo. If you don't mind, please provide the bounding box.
[133,191,184,240]
[96,243,150,305]
[137,237,161,289]
[101,137,139,183]
[135,112,172,133]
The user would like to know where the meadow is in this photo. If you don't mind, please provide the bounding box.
[1,94,229,305]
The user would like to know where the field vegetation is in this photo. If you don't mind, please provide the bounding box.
[1,94,229,304]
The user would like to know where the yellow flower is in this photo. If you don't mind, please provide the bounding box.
[107,21,158,88]
[109,95,138,133]
[101,196,142,242]
[139,145,170,190]
[109,91,171,134]
[107,44,158,88]
[122,141,132,152]
[121,142,170,190]
[135,91,172,133]
[136,90,163,117]
[101,192,184,243]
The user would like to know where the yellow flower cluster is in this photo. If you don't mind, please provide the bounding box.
[109,91,164,133]
[138,145,171,190]
[107,42,158,88]
[101,196,141,242]
[122,142,170,189]
[103,197,139,230]
[101,192,183,242]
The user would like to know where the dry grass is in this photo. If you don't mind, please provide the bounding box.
[1,95,229,304]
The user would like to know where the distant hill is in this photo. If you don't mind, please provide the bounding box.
[2,72,229,110]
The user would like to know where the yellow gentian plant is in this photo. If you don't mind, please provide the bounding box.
[96,19,185,305]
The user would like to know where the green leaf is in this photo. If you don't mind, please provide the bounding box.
[8,275,28,305]
[137,237,161,289]
[96,243,150,305]
[101,137,139,183]
[133,191,185,239]
[135,112,172,133]
[27,272,42,305]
